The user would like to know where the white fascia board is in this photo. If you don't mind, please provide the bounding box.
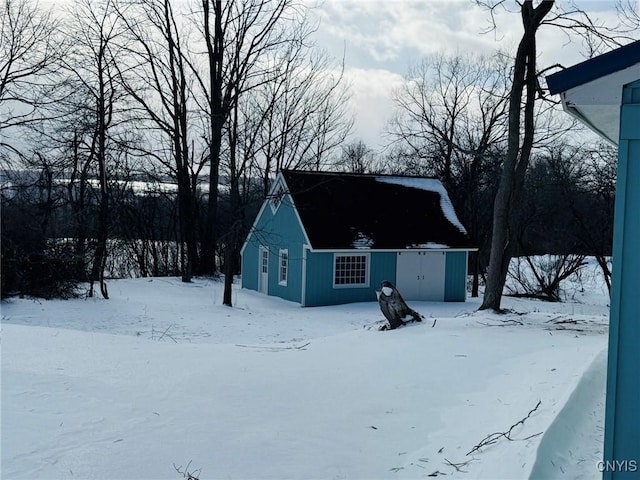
[281,175,314,250]
[242,172,314,256]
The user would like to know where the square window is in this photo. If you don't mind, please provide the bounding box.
[334,254,369,287]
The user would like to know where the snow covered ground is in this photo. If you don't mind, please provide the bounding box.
[2,263,610,479]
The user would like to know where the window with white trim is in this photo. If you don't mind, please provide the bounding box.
[270,182,286,212]
[333,254,369,287]
[279,249,288,286]
[261,247,269,274]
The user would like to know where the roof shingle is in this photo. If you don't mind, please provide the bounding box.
[280,170,472,250]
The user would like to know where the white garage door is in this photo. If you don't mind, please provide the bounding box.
[396,251,446,301]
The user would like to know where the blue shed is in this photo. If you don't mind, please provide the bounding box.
[547,40,640,479]
[240,170,475,307]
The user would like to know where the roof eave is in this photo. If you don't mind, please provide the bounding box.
[560,97,619,146]
[545,41,640,147]
[546,40,640,95]
[548,62,640,147]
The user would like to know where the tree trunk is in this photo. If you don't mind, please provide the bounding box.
[222,236,236,307]
[89,47,111,299]
[471,251,480,298]
[177,174,194,283]
[89,171,110,298]
[200,0,224,276]
[222,101,241,307]
[480,0,553,311]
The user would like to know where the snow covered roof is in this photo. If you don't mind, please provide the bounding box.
[280,170,472,250]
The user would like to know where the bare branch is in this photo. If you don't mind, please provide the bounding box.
[466,400,543,456]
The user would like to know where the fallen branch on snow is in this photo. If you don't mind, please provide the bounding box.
[444,457,475,473]
[466,400,543,456]
[152,324,178,343]
[476,318,524,327]
[545,316,580,325]
[235,342,310,351]
[174,460,201,480]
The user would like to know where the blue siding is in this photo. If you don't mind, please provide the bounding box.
[603,79,640,480]
[241,194,307,303]
[241,236,259,291]
[444,251,468,302]
[243,191,470,306]
[304,251,396,307]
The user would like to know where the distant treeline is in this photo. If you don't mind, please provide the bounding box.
[0,0,617,300]
[2,140,615,299]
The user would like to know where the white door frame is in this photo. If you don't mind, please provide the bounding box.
[258,246,269,294]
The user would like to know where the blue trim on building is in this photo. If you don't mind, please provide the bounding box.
[546,40,640,95]
[603,79,640,480]
[444,251,468,302]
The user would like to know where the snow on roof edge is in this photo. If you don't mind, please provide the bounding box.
[375,177,468,235]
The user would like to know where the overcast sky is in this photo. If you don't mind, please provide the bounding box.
[307,0,625,150]
[40,0,631,153]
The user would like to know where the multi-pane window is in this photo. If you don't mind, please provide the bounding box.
[261,248,269,274]
[279,249,288,285]
[334,254,369,287]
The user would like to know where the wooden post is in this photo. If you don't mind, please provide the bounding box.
[603,79,640,479]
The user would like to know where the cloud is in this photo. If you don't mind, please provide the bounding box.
[313,1,509,66]
[310,0,631,151]
[341,67,405,148]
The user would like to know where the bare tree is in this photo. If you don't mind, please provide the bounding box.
[507,254,587,302]
[552,142,616,293]
[251,46,352,192]
[190,0,331,275]
[390,53,509,183]
[0,0,61,156]
[217,42,352,306]
[194,0,224,276]
[116,0,205,283]
[478,0,630,311]
[616,0,640,31]
[389,52,510,296]
[479,0,555,311]
[55,0,132,298]
[221,99,243,306]
[580,144,616,292]
[336,140,385,174]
